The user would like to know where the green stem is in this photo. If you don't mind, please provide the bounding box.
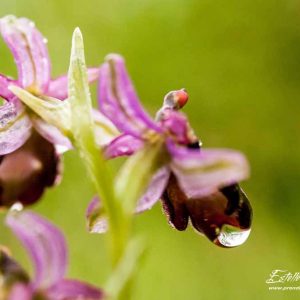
[68,28,128,266]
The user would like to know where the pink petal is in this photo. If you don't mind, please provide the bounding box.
[136,166,170,213]
[0,74,18,100]
[6,211,67,290]
[168,141,250,198]
[0,100,32,155]
[46,279,104,300]
[0,16,50,93]
[98,54,161,137]
[48,68,100,100]
[8,284,33,300]
[104,134,144,159]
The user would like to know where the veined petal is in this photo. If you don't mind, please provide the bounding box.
[0,15,50,93]
[6,211,67,290]
[48,68,100,100]
[104,134,144,159]
[0,101,32,155]
[136,166,170,213]
[46,279,104,300]
[98,54,161,137]
[0,74,17,100]
[168,141,250,198]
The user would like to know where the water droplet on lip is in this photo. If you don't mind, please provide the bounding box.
[162,174,252,247]
[215,225,251,247]
[187,184,252,248]
[10,202,23,212]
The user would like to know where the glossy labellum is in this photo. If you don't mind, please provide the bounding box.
[0,130,59,207]
[162,175,252,248]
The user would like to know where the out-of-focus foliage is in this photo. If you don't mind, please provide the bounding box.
[0,1,299,299]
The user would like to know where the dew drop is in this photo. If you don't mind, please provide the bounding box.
[43,38,48,44]
[162,174,252,248]
[187,184,252,248]
[9,202,23,212]
[215,225,251,247]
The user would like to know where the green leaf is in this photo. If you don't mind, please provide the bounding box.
[68,28,125,264]
[68,27,112,198]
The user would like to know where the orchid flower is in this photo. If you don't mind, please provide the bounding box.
[0,16,100,207]
[88,54,253,248]
[0,208,104,300]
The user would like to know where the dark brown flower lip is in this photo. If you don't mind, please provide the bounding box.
[161,173,252,247]
[0,130,60,208]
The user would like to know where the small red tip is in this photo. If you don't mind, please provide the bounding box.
[175,89,189,108]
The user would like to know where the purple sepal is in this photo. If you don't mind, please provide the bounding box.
[104,134,144,159]
[168,141,250,198]
[0,100,32,155]
[0,16,50,93]
[98,54,161,137]
[6,211,67,290]
[46,279,104,300]
[136,167,170,213]
[0,74,17,100]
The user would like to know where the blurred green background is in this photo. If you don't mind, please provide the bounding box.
[1,0,300,299]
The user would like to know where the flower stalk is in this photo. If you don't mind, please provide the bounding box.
[68,27,126,266]
[68,28,161,299]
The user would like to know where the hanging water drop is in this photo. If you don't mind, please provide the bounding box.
[9,202,23,212]
[216,225,251,247]
[187,184,252,248]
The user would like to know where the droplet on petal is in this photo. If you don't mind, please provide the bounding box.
[215,224,251,247]
[162,173,252,247]
[9,202,23,212]
[187,184,252,248]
